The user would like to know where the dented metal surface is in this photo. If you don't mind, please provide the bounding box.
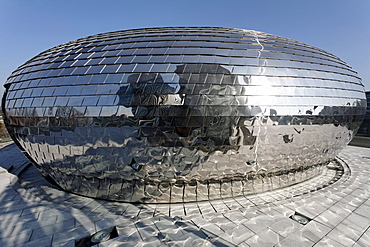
[1,27,366,202]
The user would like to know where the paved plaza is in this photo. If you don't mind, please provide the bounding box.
[0,142,370,246]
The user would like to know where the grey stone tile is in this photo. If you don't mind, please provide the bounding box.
[136,218,156,227]
[324,190,346,201]
[0,198,22,209]
[267,203,295,217]
[209,232,236,246]
[339,194,366,208]
[327,202,355,219]
[74,215,95,230]
[295,201,328,219]
[36,215,59,228]
[350,188,370,200]
[169,204,186,218]
[315,209,344,228]
[137,225,159,241]
[140,237,163,247]
[54,239,75,247]
[22,235,53,247]
[353,242,368,247]
[316,197,336,208]
[30,219,75,240]
[190,217,211,228]
[0,193,18,204]
[52,226,94,246]
[341,212,370,232]
[155,219,178,233]
[258,194,278,204]
[242,215,276,234]
[20,206,46,217]
[233,197,254,208]
[158,227,185,242]
[80,200,106,213]
[153,204,170,217]
[169,230,208,244]
[238,207,262,219]
[197,202,217,215]
[257,205,285,218]
[354,204,370,219]
[184,207,201,217]
[245,228,283,247]
[268,217,302,238]
[224,224,254,244]
[94,218,118,231]
[275,233,315,247]
[198,224,224,239]
[298,220,332,243]
[355,229,370,247]
[222,211,249,225]
[223,199,242,210]
[313,236,346,247]
[279,200,302,212]
[208,213,233,224]
[0,230,32,246]
[248,196,267,205]
[173,219,197,230]
[214,221,237,232]
[209,201,229,213]
[37,208,61,218]
[270,193,290,202]
[115,226,137,242]
[0,223,15,240]
[0,208,24,221]
[326,224,363,246]
[55,213,75,224]
[364,197,370,207]
[204,236,237,247]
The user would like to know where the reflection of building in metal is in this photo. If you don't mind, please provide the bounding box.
[1,27,366,203]
[357,91,370,136]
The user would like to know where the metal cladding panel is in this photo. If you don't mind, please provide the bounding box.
[1,27,366,202]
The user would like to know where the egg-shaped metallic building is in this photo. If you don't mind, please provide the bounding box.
[2,27,366,203]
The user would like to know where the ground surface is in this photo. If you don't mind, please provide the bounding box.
[349,135,370,148]
[0,142,370,246]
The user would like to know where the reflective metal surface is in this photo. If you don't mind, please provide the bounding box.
[1,27,366,203]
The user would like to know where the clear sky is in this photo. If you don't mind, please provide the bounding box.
[1,0,369,97]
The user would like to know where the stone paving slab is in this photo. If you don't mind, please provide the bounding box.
[0,143,369,246]
[0,142,27,171]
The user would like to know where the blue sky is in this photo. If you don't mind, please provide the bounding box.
[1,0,369,97]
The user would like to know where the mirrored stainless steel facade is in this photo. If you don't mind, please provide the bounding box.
[1,27,366,203]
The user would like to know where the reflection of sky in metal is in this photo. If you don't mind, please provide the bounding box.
[2,27,366,203]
